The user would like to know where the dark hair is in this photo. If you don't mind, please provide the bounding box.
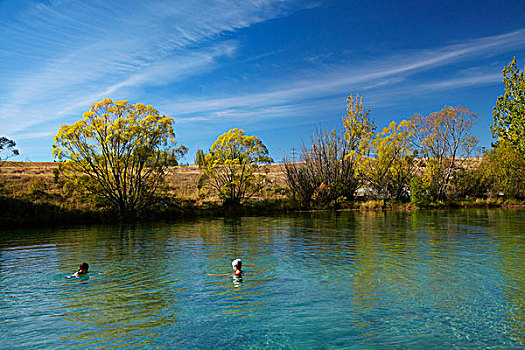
[79,262,89,271]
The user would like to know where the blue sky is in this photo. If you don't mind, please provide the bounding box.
[1,0,525,162]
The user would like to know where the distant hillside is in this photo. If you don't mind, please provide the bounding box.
[0,158,483,202]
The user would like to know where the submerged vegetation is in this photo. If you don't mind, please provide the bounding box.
[1,58,525,225]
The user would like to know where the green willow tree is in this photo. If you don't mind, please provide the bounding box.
[492,57,525,155]
[200,128,272,206]
[53,98,186,217]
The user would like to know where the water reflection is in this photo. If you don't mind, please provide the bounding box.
[51,225,177,348]
[0,210,523,348]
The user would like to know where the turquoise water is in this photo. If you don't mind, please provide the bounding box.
[0,209,524,349]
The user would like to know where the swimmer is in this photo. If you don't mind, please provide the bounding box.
[72,262,89,277]
[208,258,245,277]
[232,258,243,277]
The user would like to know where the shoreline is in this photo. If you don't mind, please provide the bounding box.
[1,160,524,228]
[1,194,524,229]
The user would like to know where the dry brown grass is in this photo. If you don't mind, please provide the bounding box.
[166,163,289,203]
[0,159,483,202]
[0,162,57,195]
[0,161,289,203]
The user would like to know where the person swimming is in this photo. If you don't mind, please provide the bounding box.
[72,262,89,277]
[208,259,245,280]
[232,258,243,277]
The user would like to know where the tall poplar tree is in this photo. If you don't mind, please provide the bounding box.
[492,57,525,155]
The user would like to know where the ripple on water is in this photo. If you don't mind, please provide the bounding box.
[0,211,524,349]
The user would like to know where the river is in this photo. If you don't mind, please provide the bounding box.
[0,209,523,349]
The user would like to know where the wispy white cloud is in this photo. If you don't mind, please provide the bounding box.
[1,41,238,138]
[12,130,57,141]
[0,0,312,138]
[162,29,525,123]
[171,71,498,125]
[1,0,524,161]
[405,73,500,92]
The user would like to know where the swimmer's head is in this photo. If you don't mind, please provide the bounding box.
[232,258,242,269]
[79,262,89,273]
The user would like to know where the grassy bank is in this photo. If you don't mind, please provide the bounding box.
[0,161,292,226]
[1,161,523,227]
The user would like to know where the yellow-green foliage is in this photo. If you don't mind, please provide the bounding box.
[200,128,273,206]
[26,178,48,196]
[343,94,415,202]
[360,200,384,210]
[359,120,415,201]
[53,98,186,217]
[483,140,525,198]
[342,93,375,165]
